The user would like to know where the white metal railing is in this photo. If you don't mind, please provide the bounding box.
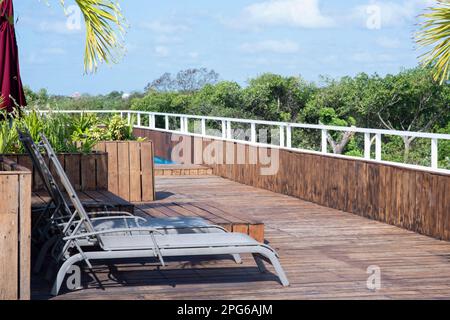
[37,109,450,174]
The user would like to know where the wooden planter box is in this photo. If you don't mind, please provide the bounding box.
[94,141,155,202]
[5,153,108,192]
[0,158,31,300]
[4,140,155,203]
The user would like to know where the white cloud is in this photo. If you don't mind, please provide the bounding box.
[240,40,300,54]
[142,21,190,34]
[227,0,334,29]
[154,46,170,57]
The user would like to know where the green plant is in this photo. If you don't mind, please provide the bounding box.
[0,112,19,154]
[416,0,450,84]
[59,0,126,73]
[104,115,135,141]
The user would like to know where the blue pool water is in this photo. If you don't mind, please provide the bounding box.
[154,157,175,165]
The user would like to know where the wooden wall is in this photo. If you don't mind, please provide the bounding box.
[94,141,155,202]
[0,159,32,300]
[135,129,450,241]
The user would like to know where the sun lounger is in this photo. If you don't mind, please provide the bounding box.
[17,129,237,274]
[37,133,289,295]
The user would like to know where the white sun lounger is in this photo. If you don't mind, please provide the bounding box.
[37,133,289,295]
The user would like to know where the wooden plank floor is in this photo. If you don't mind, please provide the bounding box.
[32,176,450,300]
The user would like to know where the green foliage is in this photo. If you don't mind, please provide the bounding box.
[0,116,18,154]
[243,74,316,122]
[416,0,450,84]
[103,115,135,141]
[437,122,450,168]
[0,109,139,155]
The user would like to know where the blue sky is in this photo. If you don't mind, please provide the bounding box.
[14,0,434,95]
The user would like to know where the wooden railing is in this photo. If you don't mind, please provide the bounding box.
[136,129,450,242]
[38,110,450,174]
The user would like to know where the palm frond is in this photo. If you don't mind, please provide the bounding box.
[416,0,450,84]
[60,0,127,73]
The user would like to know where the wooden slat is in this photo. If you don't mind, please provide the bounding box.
[117,143,130,201]
[105,143,119,196]
[81,154,97,191]
[19,174,31,300]
[64,154,81,191]
[248,223,265,243]
[141,142,155,201]
[0,175,19,300]
[95,153,108,190]
[129,143,141,202]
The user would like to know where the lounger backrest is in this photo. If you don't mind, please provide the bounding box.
[17,128,72,219]
[39,134,97,236]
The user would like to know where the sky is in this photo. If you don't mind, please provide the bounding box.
[14,0,435,95]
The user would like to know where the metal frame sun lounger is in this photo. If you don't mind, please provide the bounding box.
[37,133,289,295]
[17,129,238,274]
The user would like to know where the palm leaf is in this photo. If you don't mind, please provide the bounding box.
[60,0,126,73]
[416,0,450,84]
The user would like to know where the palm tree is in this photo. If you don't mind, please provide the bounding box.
[62,0,126,72]
[416,0,450,84]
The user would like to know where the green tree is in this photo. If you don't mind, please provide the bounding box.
[190,82,250,118]
[243,73,316,122]
[367,68,449,160]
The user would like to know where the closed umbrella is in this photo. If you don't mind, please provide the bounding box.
[0,0,26,114]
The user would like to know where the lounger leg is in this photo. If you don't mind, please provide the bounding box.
[51,254,84,296]
[232,254,242,264]
[34,235,59,274]
[252,254,268,273]
[257,248,290,287]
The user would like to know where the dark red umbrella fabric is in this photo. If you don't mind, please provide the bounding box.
[0,0,26,113]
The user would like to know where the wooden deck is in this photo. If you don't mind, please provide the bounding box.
[32,175,450,300]
[155,164,213,176]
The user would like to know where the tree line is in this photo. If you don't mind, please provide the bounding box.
[26,67,450,169]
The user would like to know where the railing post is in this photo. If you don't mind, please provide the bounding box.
[201,118,206,136]
[180,117,184,133]
[431,138,438,169]
[127,112,131,125]
[321,129,328,154]
[165,115,169,131]
[184,117,189,134]
[279,125,285,147]
[251,123,257,144]
[137,113,141,127]
[286,125,292,149]
[150,114,156,129]
[375,134,382,161]
[221,120,226,139]
[226,121,232,140]
[364,133,371,160]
